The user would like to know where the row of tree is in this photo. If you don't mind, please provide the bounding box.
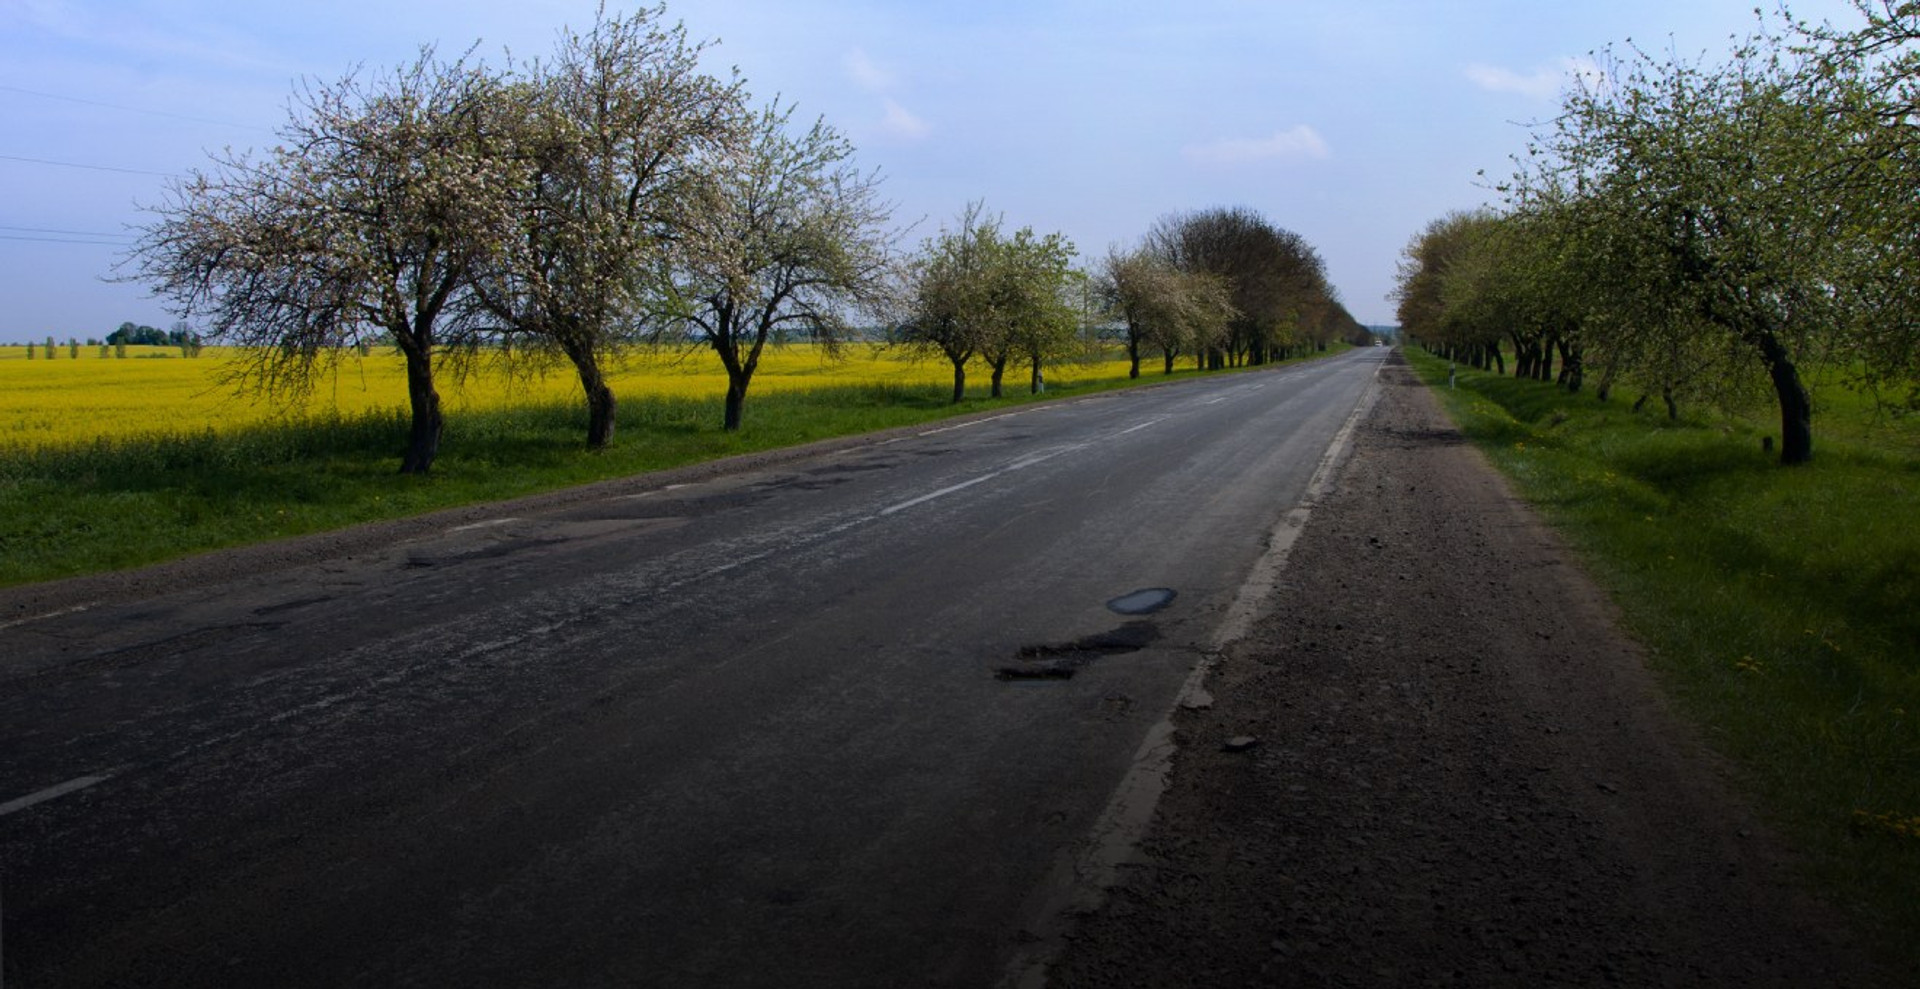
[133,5,884,473]
[132,4,1358,475]
[15,335,202,359]
[892,203,1363,402]
[1103,206,1362,378]
[1394,0,1919,464]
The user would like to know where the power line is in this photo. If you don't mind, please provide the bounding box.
[0,153,176,177]
[0,83,272,132]
[0,224,135,240]
[0,234,131,246]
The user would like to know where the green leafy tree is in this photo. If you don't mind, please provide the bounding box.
[1149,207,1334,368]
[1511,30,1871,463]
[1796,1,1920,406]
[1100,246,1174,379]
[978,226,1077,397]
[897,202,1002,403]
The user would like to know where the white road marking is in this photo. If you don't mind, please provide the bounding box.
[1003,357,1385,989]
[448,517,522,533]
[880,473,998,516]
[0,602,94,632]
[1212,366,1380,646]
[1114,415,1171,437]
[0,773,113,818]
[915,408,1037,437]
[880,440,1090,517]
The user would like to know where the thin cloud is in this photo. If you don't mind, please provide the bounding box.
[1182,125,1330,166]
[844,48,893,92]
[879,98,930,140]
[1465,57,1603,100]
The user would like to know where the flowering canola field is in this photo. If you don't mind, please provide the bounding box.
[0,343,1129,450]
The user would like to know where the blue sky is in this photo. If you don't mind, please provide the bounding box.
[0,0,1866,341]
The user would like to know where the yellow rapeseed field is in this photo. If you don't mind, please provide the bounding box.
[0,342,1132,450]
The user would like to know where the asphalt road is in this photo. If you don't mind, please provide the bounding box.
[1,348,1385,988]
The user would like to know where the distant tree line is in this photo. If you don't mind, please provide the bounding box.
[1100,206,1365,380]
[106,321,203,354]
[130,2,1356,474]
[12,322,203,358]
[1394,1,1920,465]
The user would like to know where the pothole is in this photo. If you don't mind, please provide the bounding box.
[1107,587,1177,616]
[996,624,1160,681]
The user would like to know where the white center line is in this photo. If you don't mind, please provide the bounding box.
[0,773,113,818]
[880,472,1000,515]
[448,517,522,533]
[0,601,94,632]
[1114,415,1172,437]
[916,408,1034,436]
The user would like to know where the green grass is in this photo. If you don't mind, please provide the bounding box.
[1406,348,1920,966]
[0,350,1345,587]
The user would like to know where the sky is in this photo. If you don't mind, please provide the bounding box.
[0,0,1870,342]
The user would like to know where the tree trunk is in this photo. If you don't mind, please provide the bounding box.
[1029,357,1043,394]
[586,379,617,448]
[724,374,748,431]
[1560,339,1583,393]
[398,347,441,475]
[564,345,617,448]
[989,360,1006,398]
[1662,386,1678,422]
[949,358,967,404]
[1489,340,1505,376]
[1755,331,1812,465]
[1163,349,1176,375]
[1128,336,1141,379]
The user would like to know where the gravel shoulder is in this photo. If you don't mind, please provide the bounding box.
[1043,353,1890,987]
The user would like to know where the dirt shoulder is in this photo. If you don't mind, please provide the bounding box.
[1043,353,1889,987]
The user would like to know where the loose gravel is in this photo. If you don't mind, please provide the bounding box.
[1042,354,1890,988]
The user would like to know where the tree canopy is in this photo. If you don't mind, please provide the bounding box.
[1395,2,1920,464]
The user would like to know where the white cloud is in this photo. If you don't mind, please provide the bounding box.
[844,48,893,92]
[1465,57,1603,101]
[879,98,930,140]
[1182,125,1330,166]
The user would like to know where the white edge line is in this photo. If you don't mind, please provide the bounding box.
[0,601,93,632]
[999,364,1383,989]
[0,773,113,818]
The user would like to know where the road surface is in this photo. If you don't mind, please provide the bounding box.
[0,348,1384,987]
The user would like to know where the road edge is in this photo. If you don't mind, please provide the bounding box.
[997,359,1383,989]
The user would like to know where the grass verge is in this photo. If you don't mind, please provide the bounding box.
[0,350,1342,587]
[1405,347,1920,966]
